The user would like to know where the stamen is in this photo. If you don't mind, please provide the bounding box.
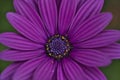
[46,35,71,59]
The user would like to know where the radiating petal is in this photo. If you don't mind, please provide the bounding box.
[82,66,107,80]
[0,32,42,50]
[1,76,11,80]
[69,0,104,32]
[76,0,86,11]
[1,63,22,80]
[7,13,46,43]
[14,0,46,37]
[56,0,61,9]
[99,43,120,59]
[74,30,120,48]
[69,13,112,42]
[62,58,87,80]
[24,0,38,10]
[33,59,57,80]
[0,49,44,61]
[71,49,111,67]
[38,0,57,35]
[57,63,67,80]
[13,56,46,80]
[58,0,78,35]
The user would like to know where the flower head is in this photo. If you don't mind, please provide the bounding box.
[1,0,120,80]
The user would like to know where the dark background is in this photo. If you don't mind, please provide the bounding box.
[0,0,120,80]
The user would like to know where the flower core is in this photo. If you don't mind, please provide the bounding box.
[46,35,71,59]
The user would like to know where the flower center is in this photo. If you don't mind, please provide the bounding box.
[46,35,71,59]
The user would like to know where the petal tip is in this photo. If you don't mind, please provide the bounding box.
[104,12,113,19]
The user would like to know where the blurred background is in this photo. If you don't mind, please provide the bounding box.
[0,0,120,80]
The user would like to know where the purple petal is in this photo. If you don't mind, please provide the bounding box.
[0,32,42,50]
[1,63,22,80]
[14,0,46,36]
[76,0,86,11]
[33,59,57,80]
[24,0,38,11]
[82,66,107,80]
[69,13,112,42]
[57,63,67,80]
[7,13,46,43]
[99,43,120,59]
[56,0,61,9]
[71,49,111,67]
[0,49,44,61]
[13,56,46,80]
[62,58,87,80]
[74,30,120,48]
[38,0,57,35]
[68,0,104,32]
[58,0,78,35]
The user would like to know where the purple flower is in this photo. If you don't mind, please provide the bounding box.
[0,0,120,80]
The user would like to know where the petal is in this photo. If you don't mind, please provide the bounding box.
[1,63,22,80]
[0,77,11,80]
[69,0,104,32]
[33,59,57,80]
[13,56,46,80]
[14,0,46,36]
[0,32,42,50]
[24,0,38,10]
[57,63,67,80]
[99,43,120,59]
[7,13,46,43]
[71,49,111,67]
[38,0,57,35]
[82,66,107,80]
[69,13,113,42]
[0,49,44,61]
[58,0,78,35]
[62,58,87,80]
[76,0,86,11]
[56,0,61,9]
[74,30,120,48]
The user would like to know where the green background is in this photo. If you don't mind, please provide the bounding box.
[0,0,120,80]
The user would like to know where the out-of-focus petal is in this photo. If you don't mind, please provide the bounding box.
[24,0,38,10]
[69,0,104,32]
[1,63,22,80]
[99,43,120,59]
[71,49,111,67]
[57,62,67,80]
[33,59,57,80]
[0,49,44,61]
[82,66,107,80]
[13,56,46,80]
[58,0,78,35]
[69,13,112,42]
[74,30,120,48]
[38,0,57,35]
[0,32,42,50]
[14,0,46,36]
[62,58,87,80]
[7,13,46,43]
[14,0,47,35]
